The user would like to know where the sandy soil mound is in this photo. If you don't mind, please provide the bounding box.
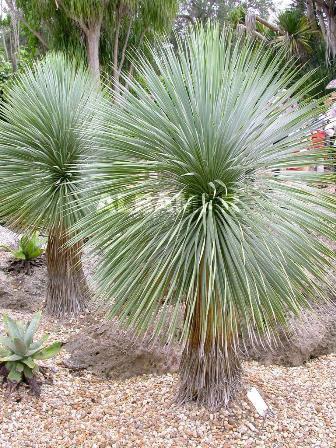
[65,321,181,379]
[247,302,336,366]
[65,302,336,380]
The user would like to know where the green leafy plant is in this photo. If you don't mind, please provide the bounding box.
[276,9,315,59]
[0,311,61,395]
[1,231,43,261]
[0,231,44,274]
[228,5,246,28]
[16,232,44,260]
[0,54,103,315]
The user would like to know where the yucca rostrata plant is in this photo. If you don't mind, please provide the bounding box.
[0,54,103,316]
[74,26,335,409]
[0,312,61,395]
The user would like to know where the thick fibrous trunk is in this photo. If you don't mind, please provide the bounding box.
[45,230,88,317]
[86,25,101,81]
[178,279,241,409]
[178,337,241,409]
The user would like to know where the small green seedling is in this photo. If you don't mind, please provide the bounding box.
[0,231,44,274]
[0,231,43,261]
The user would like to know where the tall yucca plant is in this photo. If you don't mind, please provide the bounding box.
[75,26,335,408]
[0,53,102,317]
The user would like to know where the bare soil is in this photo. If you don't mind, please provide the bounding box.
[0,245,47,312]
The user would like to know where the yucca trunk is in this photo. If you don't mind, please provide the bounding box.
[178,281,241,409]
[45,229,88,317]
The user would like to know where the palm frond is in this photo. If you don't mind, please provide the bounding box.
[276,10,316,57]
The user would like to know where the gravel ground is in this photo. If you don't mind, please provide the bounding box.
[0,227,335,448]
[0,309,335,448]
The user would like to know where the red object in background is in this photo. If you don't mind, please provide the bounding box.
[311,130,326,150]
[287,130,326,171]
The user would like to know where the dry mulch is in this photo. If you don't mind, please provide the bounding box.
[0,309,335,448]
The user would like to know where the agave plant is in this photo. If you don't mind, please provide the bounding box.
[0,54,103,316]
[1,232,43,261]
[74,26,335,408]
[0,312,61,395]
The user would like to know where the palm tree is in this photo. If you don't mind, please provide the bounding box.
[75,26,335,408]
[276,9,315,59]
[0,53,102,317]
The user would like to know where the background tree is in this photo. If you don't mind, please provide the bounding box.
[0,54,102,316]
[288,1,336,60]
[290,0,306,14]
[314,0,336,60]
[1,0,40,71]
[0,4,39,116]
[226,2,336,96]
[73,26,335,408]
[51,0,115,80]
[276,9,314,59]
[16,0,178,86]
[3,0,20,71]
[282,2,336,96]
[177,0,275,31]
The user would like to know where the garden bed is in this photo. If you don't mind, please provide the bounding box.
[0,227,335,447]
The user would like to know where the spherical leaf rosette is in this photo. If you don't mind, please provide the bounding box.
[75,26,335,352]
[0,53,103,232]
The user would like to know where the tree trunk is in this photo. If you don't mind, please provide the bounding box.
[316,0,336,61]
[5,0,20,71]
[45,229,89,317]
[329,10,336,59]
[178,273,241,409]
[112,8,122,99]
[2,28,9,60]
[8,31,18,72]
[316,3,328,48]
[306,0,318,29]
[124,28,146,92]
[86,24,101,81]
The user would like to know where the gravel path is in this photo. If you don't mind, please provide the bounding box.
[0,309,335,448]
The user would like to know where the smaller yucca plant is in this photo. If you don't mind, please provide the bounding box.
[0,312,61,395]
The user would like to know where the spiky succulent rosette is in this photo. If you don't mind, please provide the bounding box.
[0,312,61,395]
